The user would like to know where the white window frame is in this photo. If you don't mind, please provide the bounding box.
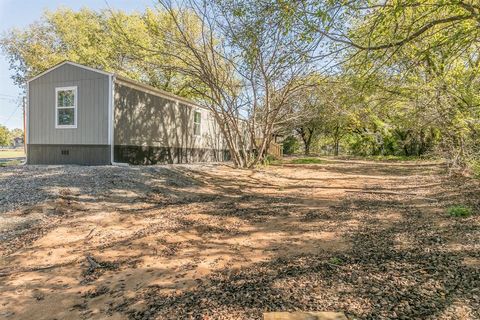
[55,86,78,129]
[193,110,201,136]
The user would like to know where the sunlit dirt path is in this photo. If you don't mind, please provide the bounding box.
[0,159,479,319]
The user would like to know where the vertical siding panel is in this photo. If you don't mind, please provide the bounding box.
[43,83,48,144]
[78,78,84,144]
[102,79,106,143]
[94,78,99,144]
[30,84,35,144]
[29,63,109,146]
[47,82,52,144]
[90,78,96,144]
[43,84,50,144]
[97,79,102,144]
[78,79,83,144]
[104,79,109,144]
[35,84,41,144]
[94,78,99,143]
[93,78,99,144]
[41,83,46,144]
[85,78,91,143]
[86,79,91,144]
[80,79,86,144]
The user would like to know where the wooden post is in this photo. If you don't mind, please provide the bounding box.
[264,312,348,320]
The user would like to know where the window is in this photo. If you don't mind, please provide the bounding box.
[193,111,201,136]
[55,86,77,128]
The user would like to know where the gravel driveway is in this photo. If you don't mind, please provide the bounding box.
[0,159,479,320]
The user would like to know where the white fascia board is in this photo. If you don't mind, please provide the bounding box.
[108,74,114,164]
[26,82,29,163]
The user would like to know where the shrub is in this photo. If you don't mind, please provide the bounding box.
[282,135,300,155]
[448,205,473,217]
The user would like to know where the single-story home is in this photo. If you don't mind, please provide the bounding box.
[13,136,24,148]
[26,61,229,165]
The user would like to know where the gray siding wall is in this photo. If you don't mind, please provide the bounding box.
[114,81,226,151]
[28,63,110,145]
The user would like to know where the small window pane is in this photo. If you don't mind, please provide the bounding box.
[194,111,201,135]
[194,111,201,123]
[194,123,201,136]
[58,90,75,107]
[58,108,75,126]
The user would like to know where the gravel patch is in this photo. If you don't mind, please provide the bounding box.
[129,196,480,320]
[1,160,479,320]
[0,164,207,214]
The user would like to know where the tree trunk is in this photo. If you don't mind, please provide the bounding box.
[333,124,340,156]
[305,144,310,156]
[297,127,314,156]
[296,127,309,156]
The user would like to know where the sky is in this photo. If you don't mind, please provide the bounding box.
[0,0,152,130]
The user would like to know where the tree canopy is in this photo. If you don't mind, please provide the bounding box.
[0,7,205,98]
[1,1,479,171]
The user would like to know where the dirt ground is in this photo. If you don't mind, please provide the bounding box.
[0,159,479,320]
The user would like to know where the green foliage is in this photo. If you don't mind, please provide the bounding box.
[0,125,9,146]
[341,1,480,168]
[0,127,24,147]
[285,75,355,156]
[447,205,473,218]
[2,3,479,170]
[0,160,22,167]
[282,135,300,155]
[364,155,426,162]
[471,160,480,179]
[0,8,206,98]
[8,128,23,145]
[290,157,325,164]
[262,154,281,166]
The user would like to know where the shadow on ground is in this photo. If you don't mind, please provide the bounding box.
[0,161,479,320]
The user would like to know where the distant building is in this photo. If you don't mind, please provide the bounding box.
[13,136,24,148]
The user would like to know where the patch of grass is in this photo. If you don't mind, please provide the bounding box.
[0,149,25,159]
[448,205,473,217]
[262,154,282,166]
[290,157,325,164]
[328,257,344,266]
[0,160,22,167]
[365,155,425,161]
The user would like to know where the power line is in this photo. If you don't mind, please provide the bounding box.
[0,93,18,98]
[0,96,18,103]
[2,105,21,125]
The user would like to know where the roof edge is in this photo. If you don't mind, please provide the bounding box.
[27,61,113,83]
